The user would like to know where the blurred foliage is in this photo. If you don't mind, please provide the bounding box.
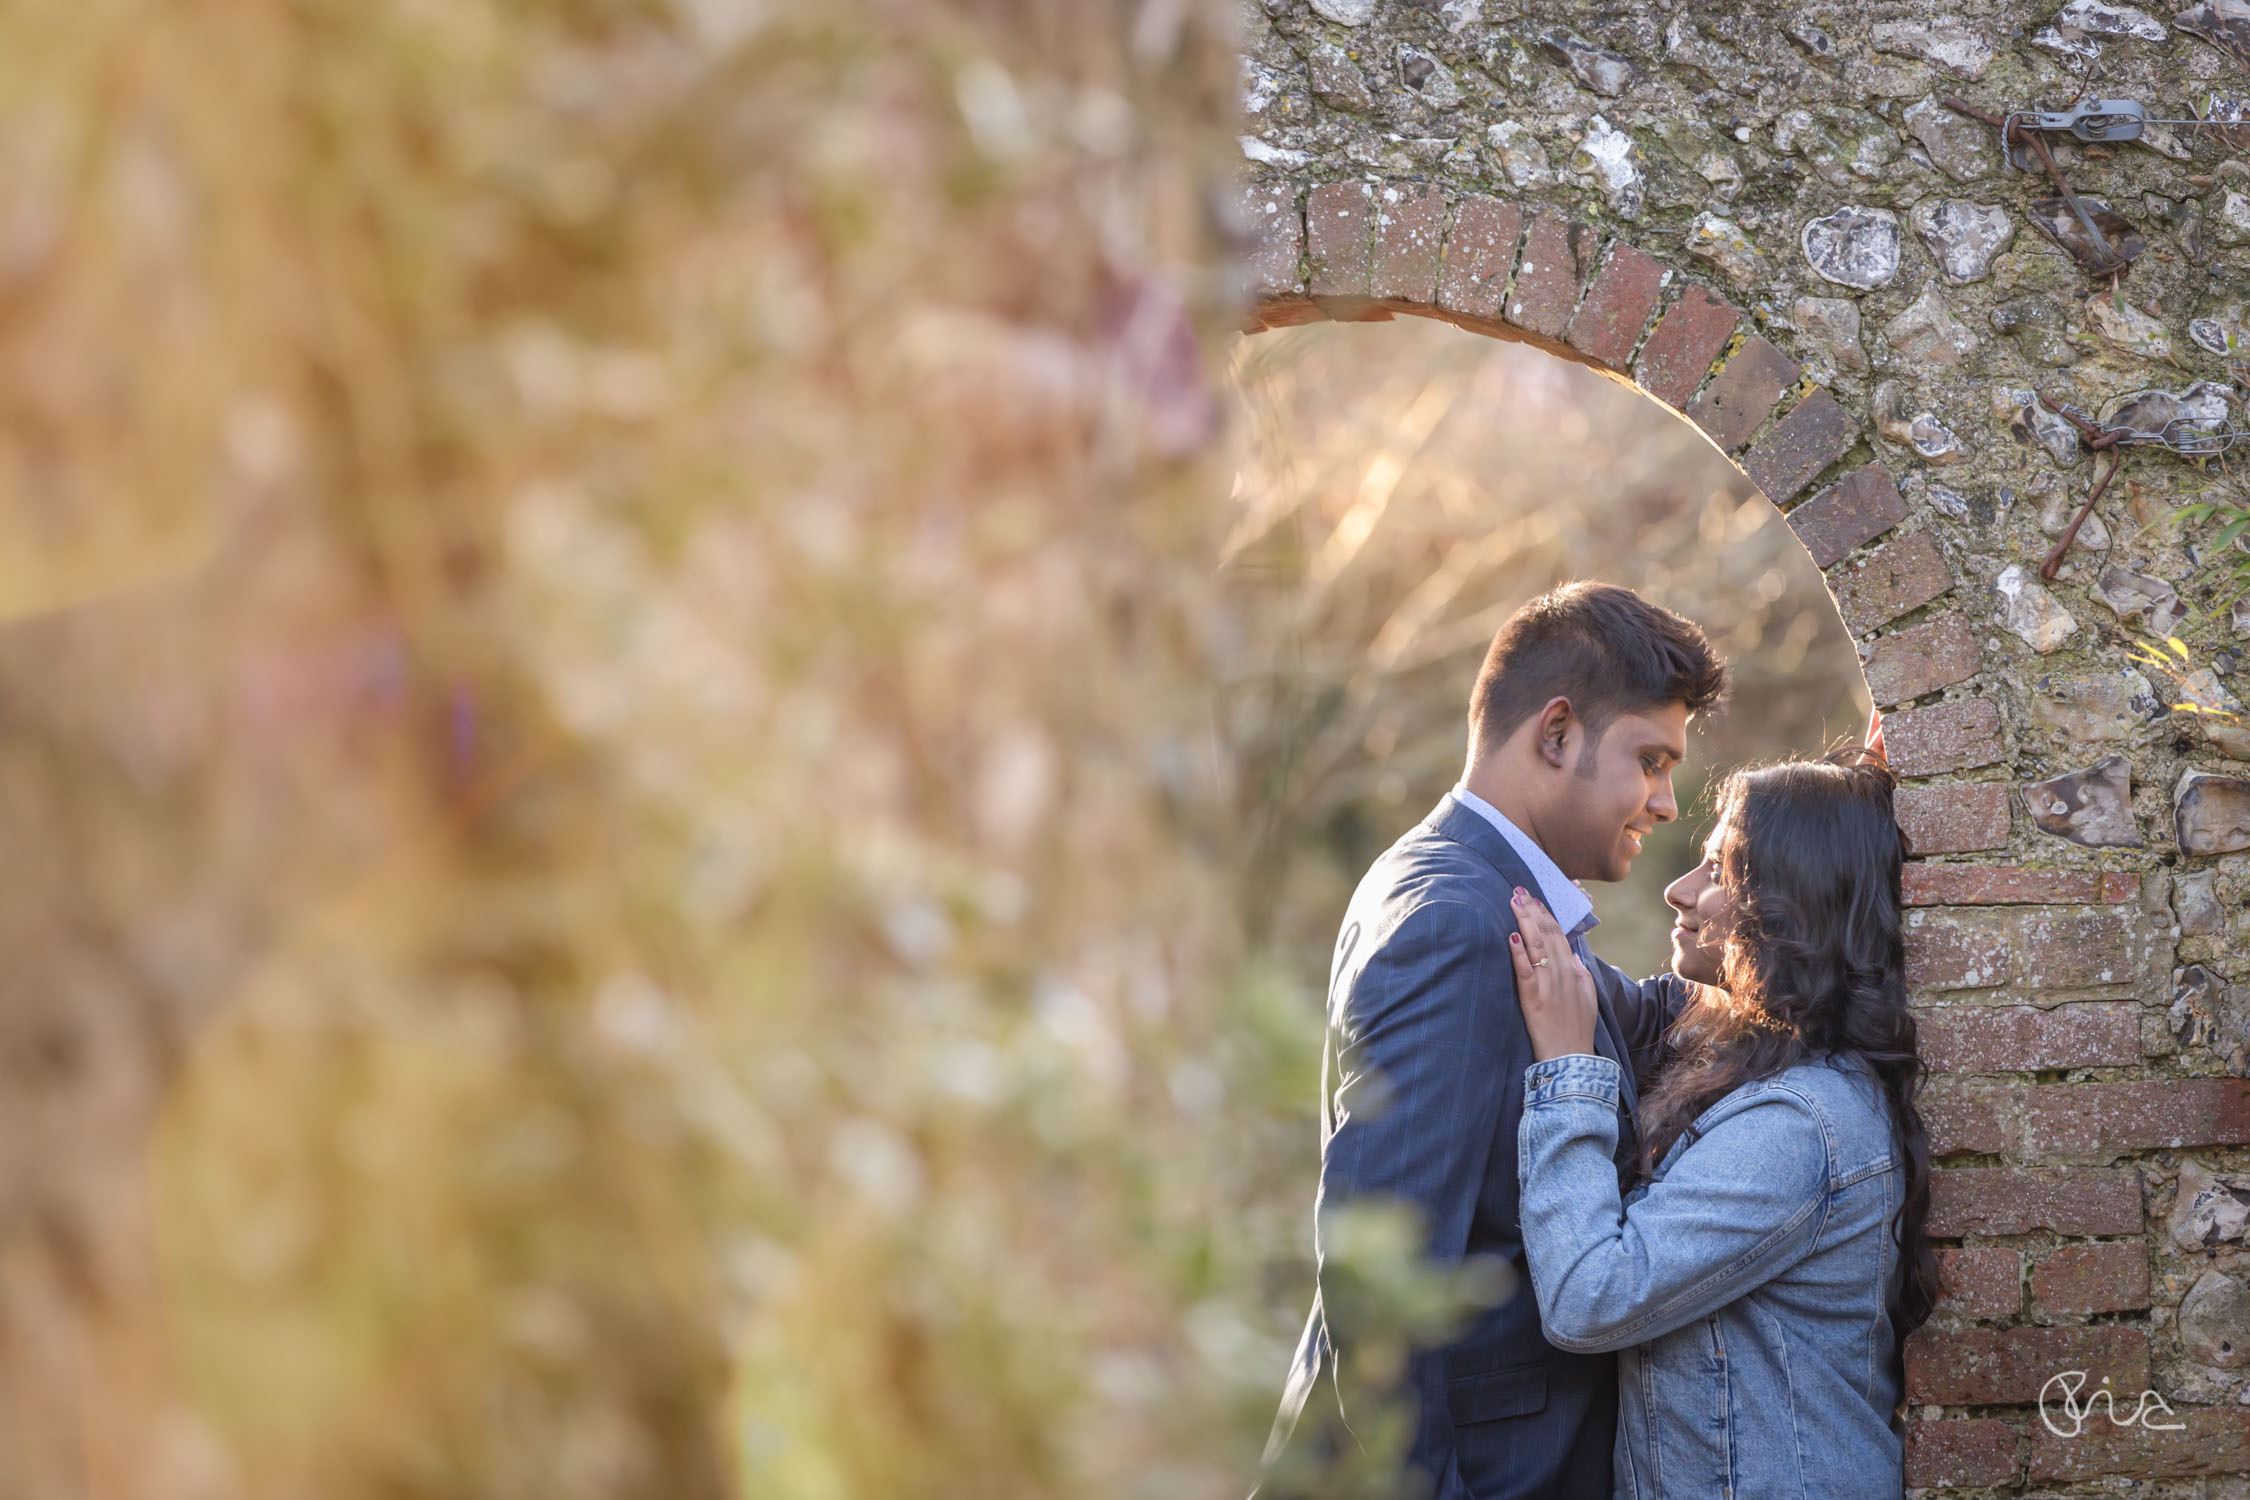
[1,1,1286,1496]
[0,4,1863,1500]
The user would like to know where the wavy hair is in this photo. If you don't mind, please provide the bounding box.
[1633,746,1939,1351]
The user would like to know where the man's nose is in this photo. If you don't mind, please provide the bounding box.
[1649,774,1678,823]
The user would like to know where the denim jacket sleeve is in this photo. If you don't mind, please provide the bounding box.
[1514,1052,1831,1353]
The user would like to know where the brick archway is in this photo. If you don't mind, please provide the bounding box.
[1236,2,2250,1474]
[1241,188,2000,861]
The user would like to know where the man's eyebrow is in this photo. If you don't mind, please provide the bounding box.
[1642,741,1684,765]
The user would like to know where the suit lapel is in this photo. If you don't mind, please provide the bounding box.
[1577,935,1644,1179]
[1425,793,1537,891]
[1428,795,1641,1134]
[1576,935,1639,1117]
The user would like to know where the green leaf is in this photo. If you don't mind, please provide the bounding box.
[2216,517,2250,550]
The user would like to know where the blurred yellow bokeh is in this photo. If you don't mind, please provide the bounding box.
[0,5,1863,1499]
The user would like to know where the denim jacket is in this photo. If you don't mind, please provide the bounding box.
[1516,1051,1903,1500]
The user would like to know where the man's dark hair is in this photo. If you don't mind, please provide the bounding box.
[1467,581,1728,761]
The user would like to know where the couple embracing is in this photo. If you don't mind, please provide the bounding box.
[1263,582,1938,1500]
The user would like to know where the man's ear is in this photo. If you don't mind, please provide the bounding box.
[1533,696,1575,770]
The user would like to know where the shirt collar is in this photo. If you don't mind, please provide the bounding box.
[1450,784,1599,939]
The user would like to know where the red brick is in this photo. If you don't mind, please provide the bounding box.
[1897,783,2012,856]
[1919,1002,2141,1074]
[2032,1242,2150,1315]
[1907,910,2015,991]
[1566,241,1666,369]
[1436,196,1522,321]
[1902,866,2138,906]
[1906,907,2139,991]
[1306,182,1373,298]
[1744,388,1857,506]
[1836,530,1954,634]
[2017,910,2138,988]
[1788,462,1908,569]
[1923,1077,2236,1166]
[1906,1325,2148,1405]
[1505,211,1594,340]
[1686,334,1799,451]
[1907,1419,2019,1489]
[2031,1409,2250,1482]
[1241,183,1303,300]
[2023,1079,2250,1161]
[1929,1167,2143,1237]
[1632,284,1739,409]
[1885,698,2005,778]
[1369,183,1446,303]
[1860,616,1982,706]
[1924,1082,2016,1156]
[1937,1247,2023,1320]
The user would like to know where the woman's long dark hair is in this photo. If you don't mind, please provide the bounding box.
[1634,746,1939,1352]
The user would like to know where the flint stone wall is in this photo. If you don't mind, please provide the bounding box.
[1238,1,2250,1491]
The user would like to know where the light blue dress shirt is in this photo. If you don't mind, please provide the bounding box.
[1449,784,1598,942]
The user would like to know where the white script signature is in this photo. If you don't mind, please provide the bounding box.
[2038,1369,2186,1437]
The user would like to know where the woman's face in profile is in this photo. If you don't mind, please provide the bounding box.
[1663,825,1735,987]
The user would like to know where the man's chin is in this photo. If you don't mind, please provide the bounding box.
[1610,833,1652,878]
[1566,846,1635,883]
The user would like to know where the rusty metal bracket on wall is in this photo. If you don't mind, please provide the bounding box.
[1944,97,2141,276]
[1945,95,2244,279]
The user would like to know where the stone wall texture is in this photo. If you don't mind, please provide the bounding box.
[1239,1,2250,1492]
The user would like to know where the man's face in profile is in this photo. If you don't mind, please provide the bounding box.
[1547,701,1687,883]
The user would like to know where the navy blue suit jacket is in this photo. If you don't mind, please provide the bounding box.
[1265,793,1692,1500]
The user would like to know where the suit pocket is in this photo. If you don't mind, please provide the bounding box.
[1445,1362,1548,1426]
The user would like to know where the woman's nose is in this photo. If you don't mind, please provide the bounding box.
[1663,874,1692,912]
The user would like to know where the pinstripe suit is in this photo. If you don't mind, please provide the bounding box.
[1263,792,1691,1500]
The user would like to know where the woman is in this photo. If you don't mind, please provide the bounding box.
[1505,749,1936,1500]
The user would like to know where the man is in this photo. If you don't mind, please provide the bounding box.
[1264,581,1729,1499]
